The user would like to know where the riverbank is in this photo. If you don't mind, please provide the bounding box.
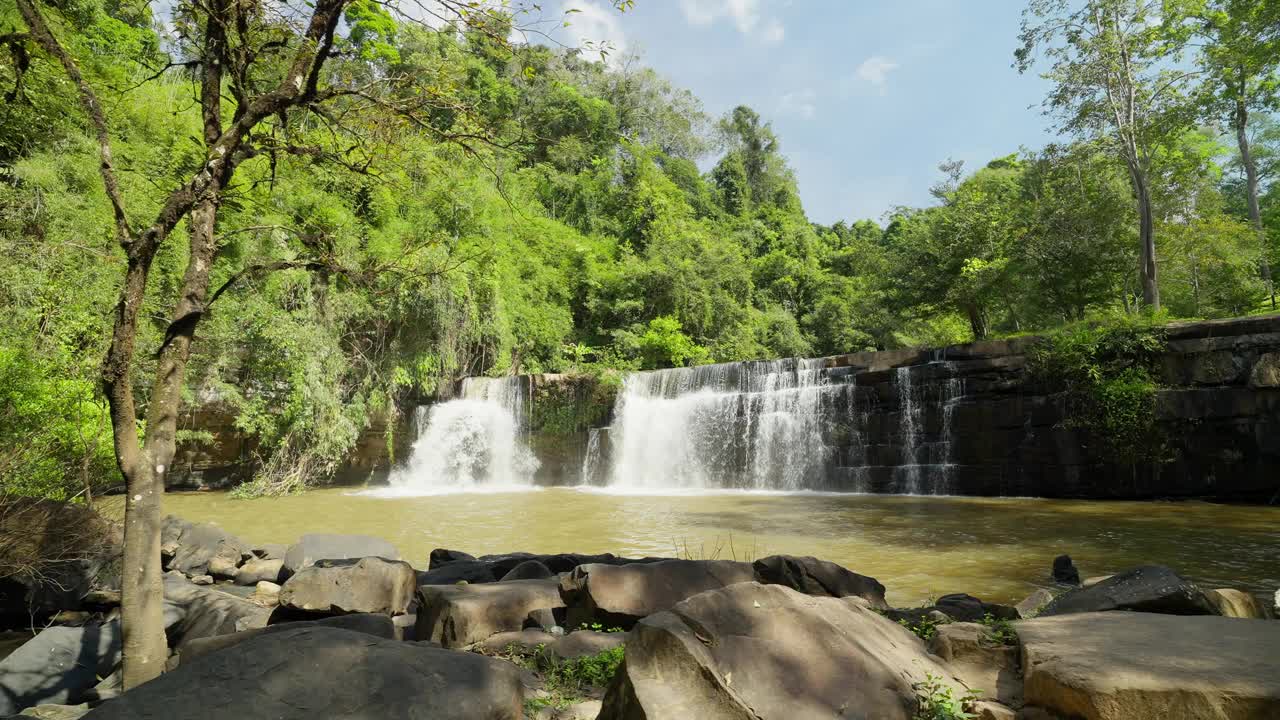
[3,515,1277,719]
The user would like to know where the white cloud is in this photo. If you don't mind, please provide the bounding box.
[778,89,816,119]
[678,0,784,45]
[562,0,629,62]
[855,55,900,91]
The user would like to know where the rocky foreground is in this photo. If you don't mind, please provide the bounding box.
[2,516,1278,720]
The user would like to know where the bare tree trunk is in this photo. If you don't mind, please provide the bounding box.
[1235,92,1275,309]
[1127,161,1160,311]
[965,304,988,340]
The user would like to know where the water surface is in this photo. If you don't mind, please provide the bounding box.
[147,488,1279,607]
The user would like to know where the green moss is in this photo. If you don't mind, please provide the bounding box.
[529,374,618,436]
[1028,315,1169,464]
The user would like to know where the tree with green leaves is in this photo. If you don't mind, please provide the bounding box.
[1193,0,1280,308]
[1017,0,1201,311]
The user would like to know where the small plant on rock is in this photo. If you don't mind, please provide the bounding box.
[913,672,981,720]
[977,613,1018,646]
[899,615,949,641]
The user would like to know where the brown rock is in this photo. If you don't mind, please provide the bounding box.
[1018,611,1280,720]
[235,558,284,586]
[972,701,1016,720]
[928,622,1021,707]
[1204,588,1271,619]
[279,557,416,616]
[599,582,965,720]
[417,578,565,648]
[560,559,755,628]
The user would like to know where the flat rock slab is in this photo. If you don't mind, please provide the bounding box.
[279,557,416,616]
[417,579,565,648]
[0,622,120,715]
[80,627,524,720]
[600,582,964,720]
[1017,612,1280,720]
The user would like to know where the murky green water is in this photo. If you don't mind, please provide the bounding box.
[133,488,1280,607]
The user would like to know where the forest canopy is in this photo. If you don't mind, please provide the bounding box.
[1,0,1278,499]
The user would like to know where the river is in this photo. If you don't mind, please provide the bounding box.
[147,488,1280,607]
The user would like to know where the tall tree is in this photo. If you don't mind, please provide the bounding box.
[11,0,551,687]
[1194,0,1280,308]
[1017,0,1199,311]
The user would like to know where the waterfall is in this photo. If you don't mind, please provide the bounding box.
[605,358,843,490]
[892,363,963,495]
[580,427,605,485]
[390,376,539,491]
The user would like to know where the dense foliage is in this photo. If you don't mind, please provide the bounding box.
[1,0,1277,497]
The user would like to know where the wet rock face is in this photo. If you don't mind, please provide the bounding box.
[79,627,526,720]
[1039,565,1217,617]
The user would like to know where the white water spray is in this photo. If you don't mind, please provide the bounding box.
[390,376,539,491]
[606,359,841,490]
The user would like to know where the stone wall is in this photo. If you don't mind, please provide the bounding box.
[817,316,1280,500]
[170,315,1280,500]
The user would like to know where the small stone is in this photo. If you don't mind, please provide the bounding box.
[1015,588,1055,618]
[192,575,214,586]
[1051,555,1080,585]
[971,700,1015,720]
[255,581,281,598]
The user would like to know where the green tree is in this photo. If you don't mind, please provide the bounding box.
[1018,0,1200,311]
[1193,0,1280,308]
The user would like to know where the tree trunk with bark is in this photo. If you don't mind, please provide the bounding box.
[1235,91,1275,309]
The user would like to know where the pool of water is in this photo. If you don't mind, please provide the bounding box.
[134,488,1280,607]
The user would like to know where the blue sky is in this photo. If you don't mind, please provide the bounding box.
[548,0,1061,225]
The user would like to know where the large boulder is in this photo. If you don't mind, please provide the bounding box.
[80,627,526,720]
[278,557,416,616]
[560,559,755,628]
[751,555,887,609]
[280,534,400,579]
[417,578,565,648]
[1039,565,1216,617]
[163,574,270,651]
[167,522,249,579]
[0,622,120,716]
[1017,611,1280,720]
[599,582,965,720]
[173,613,395,666]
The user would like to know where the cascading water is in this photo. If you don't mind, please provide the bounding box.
[606,358,845,490]
[893,363,963,495]
[390,376,539,491]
